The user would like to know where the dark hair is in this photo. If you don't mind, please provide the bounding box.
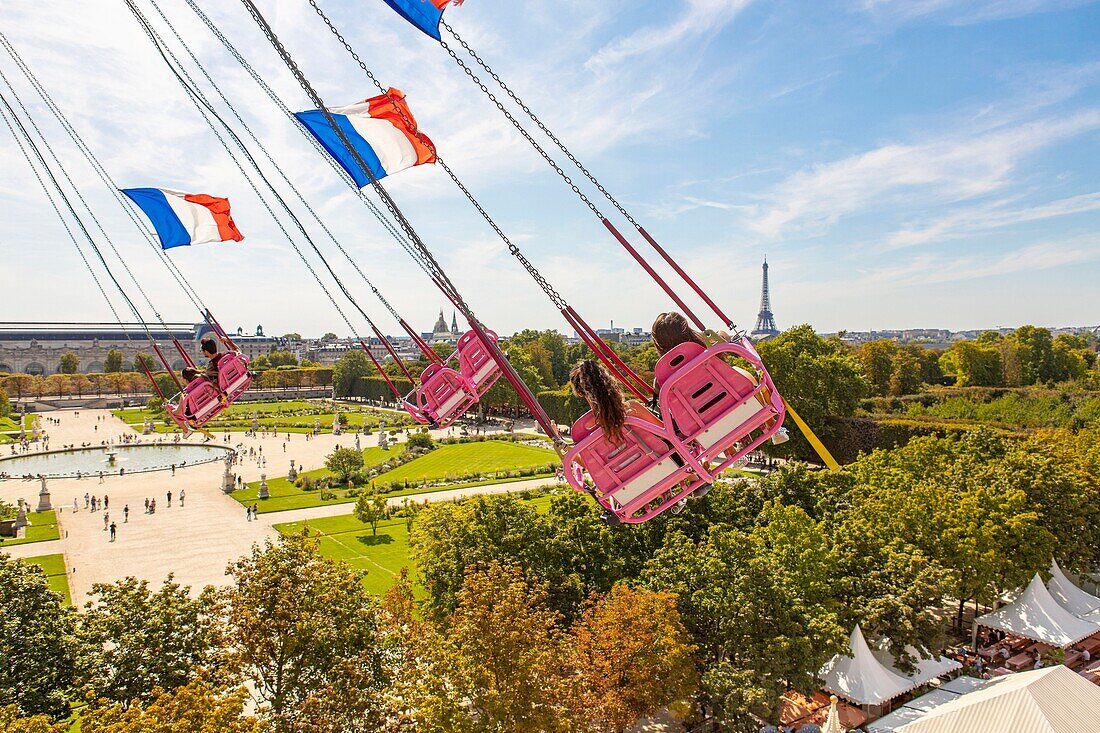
[182,367,199,382]
[570,359,627,441]
[201,338,218,355]
[651,312,707,355]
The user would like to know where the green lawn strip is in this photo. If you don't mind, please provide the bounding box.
[21,552,71,606]
[0,510,60,546]
[0,416,18,431]
[372,442,556,484]
[232,446,397,505]
[275,494,555,596]
[249,473,557,514]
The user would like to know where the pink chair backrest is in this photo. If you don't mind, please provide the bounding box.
[570,410,674,492]
[455,329,500,389]
[184,379,223,423]
[656,342,761,439]
[418,365,471,421]
[217,352,252,400]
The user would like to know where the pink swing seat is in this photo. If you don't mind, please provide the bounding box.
[166,352,253,431]
[402,330,502,428]
[565,338,785,523]
[653,338,785,477]
[563,410,709,524]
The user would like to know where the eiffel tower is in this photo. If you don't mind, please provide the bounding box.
[751,257,780,340]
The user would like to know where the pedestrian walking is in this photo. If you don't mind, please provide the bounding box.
[98,471,104,483]
[171,464,176,475]
[109,522,116,542]
[103,513,109,531]
[144,497,149,513]
[167,490,172,508]
[72,497,78,512]
[179,489,185,507]
[84,493,90,508]
[104,495,108,510]
[91,496,97,512]
[246,505,252,522]
[252,503,258,520]
[123,504,129,522]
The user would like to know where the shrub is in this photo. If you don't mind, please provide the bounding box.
[406,431,435,450]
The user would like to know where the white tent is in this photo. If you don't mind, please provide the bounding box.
[820,626,919,706]
[895,665,1100,733]
[976,573,1100,648]
[872,645,962,688]
[1048,559,1100,619]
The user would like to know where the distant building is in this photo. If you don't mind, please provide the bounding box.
[0,321,281,375]
[428,309,462,345]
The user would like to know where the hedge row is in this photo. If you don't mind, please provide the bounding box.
[820,416,1020,465]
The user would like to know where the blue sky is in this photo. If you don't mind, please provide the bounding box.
[0,0,1097,338]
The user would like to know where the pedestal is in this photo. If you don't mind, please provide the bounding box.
[222,469,236,494]
[288,460,298,482]
[13,503,28,531]
[36,478,52,512]
[258,474,270,500]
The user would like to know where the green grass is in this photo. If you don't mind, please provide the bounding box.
[372,442,556,484]
[274,494,554,595]
[22,552,71,606]
[0,510,60,546]
[240,441,557,514]
[0,416,19,431]
[113,400,412,433]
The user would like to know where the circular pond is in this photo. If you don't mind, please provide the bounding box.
[0,444,232,479]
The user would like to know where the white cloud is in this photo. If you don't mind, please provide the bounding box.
[751,109,1100,237]
[885,192,1100,249]
[587,0,754,69]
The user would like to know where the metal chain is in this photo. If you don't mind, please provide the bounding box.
[241,0,472,320]
[124,0,373,347]
[442,20,638,227]
[308,0,603,222]
[0,60,176,333]
[0,32,207,314]
[307,0,571,311]
[151,0,410,329]
[0,90,158,345]
[0,100,132,339]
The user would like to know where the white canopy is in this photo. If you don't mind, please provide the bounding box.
[976,573,1100,648]
[820,625,919,706]
[864,679,987,733]
[896,665,1100,733]
[1048,559,1100,619]
[872,645,962,688]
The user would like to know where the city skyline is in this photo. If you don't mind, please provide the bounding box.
[0,1,1097,336]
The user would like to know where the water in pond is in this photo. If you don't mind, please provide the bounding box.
[0,444,232,479]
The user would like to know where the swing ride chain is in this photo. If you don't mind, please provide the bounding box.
[307,0,604,223]
[441,21,639,229]
[244,0,479,325]
[0,31,208,316]
[125,0,379,350]
[152,0,408,328]
[0,61,176,334]
[306,0,571,311]
[180,0,434,294]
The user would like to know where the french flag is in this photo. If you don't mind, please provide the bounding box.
[380,0,463,40]
[121,188,244,250]
[295,88,437,189]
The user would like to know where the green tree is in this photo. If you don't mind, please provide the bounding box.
[332,350,372,398]
[281,333,302,341]
[0,556,75,719]
[568,585,697,732]
[75,576,224,705]
[104,349,123,374]
[643,525,844,727]
[130,353,154,374]
[940,341,1002,386]
[321,332,338,342]
[888,348,922,396]
[223,534,387,732]
[80,679,266,733]
[266,351,298,368]
[324,447,364,483]
[1010,325,1056,384]
[354,494,387,537]
[58,352,80,374]
[0,386,10,419]
[857,340,898,396]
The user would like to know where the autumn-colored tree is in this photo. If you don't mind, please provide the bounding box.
[568,585,697,732]
[222,534,387,732]
[44,374,70,398]
[69,374,92,398]
[3,374,34,400]
[0,705,66,733]
[80,679,267,733]
[401,562,579,733]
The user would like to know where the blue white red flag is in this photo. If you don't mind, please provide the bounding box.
[379,0,462,40]
[295,88,436,188]
[120,188,244,250]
